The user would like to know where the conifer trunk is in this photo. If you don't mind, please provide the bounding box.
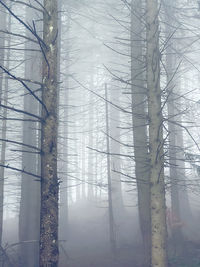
[146,0,168,266]
[131,1,151,265]
[40,0,59,265]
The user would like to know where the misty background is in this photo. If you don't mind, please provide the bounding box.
[1,0,200,266]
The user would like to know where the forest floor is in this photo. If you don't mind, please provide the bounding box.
[3,200,200,267]
[2,241,200,267]
[2,230,200,267]
[60,243,145,267]
[60,241,200,267]
[61,242,200,267]
[168,239,200,267]
[59,200,200,267]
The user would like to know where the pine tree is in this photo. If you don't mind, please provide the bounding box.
[39,0,59,265]
[146,0,168,265]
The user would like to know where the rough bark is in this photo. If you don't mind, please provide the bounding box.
[58,4,70,265]
[146,0,168,266]
[39,0,59,265]
[131,1,151,265]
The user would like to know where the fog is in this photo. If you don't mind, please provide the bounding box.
[1,0,200,267]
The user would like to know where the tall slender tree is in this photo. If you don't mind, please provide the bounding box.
[146,0,168,265]
[105,83,117,257]
[40,0,59,265]
[131,1,151,265]
[87,81,95,200]
[0,0,6,106]
[19,3,41,266]
[109,86,124,215]
[164,0,184,255]
[164,0,193,242]
[0,2,8,247]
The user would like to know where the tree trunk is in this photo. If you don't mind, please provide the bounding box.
[167,0,193,237]
[87,84,94,200]
[19,3,41,266]
[0,6,8,247]
[105,83,117,258]
[176,120,193,236]
[165,14,183,258]
[109,86,124,214]
[81,123,86,199]
[0,0,6,106]
[40,0,59,265]
[164,0,189,254]
[146,0,168,266]
[131,1,151,265]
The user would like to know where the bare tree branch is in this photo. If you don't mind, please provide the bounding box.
[0,164,41,179]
